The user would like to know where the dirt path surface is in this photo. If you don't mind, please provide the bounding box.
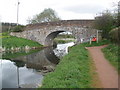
[86,45,119,88]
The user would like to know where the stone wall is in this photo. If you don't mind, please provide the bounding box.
[10,20,98,46]
[25,20,94,31]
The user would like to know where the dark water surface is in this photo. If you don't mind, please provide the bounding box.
[1,42,74,88]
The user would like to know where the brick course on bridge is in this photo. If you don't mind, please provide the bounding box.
[10,20,99,46]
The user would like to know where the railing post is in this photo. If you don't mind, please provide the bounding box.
[90,38,92,44]
[97,30,98,43]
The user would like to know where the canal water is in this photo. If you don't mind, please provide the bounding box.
[0,42,74,88]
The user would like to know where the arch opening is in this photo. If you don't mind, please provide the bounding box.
[45,31,76,46]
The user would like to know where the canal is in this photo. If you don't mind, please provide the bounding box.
[0,42,74,88]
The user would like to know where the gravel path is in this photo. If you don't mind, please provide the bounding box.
[86,45,119,88]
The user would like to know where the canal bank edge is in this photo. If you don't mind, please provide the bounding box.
[40,43,92,88]
[39,40,112,88]
[1,34,44,52]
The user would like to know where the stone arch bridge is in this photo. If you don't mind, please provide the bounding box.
[10,20,98,46]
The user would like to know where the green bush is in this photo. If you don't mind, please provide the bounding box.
[109,27,120,43]
[94,11,114,39]
[12,25,25,32]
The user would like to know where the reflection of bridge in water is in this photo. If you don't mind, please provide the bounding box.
[1,42,74,88]
[11,47,60,71]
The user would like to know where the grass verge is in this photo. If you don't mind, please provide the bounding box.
[88,53,102,88]
[54,39,75,44]
[102,44,119,72]
[2,36,42,49]
[39,40,110,88]
[40,43,92,88]
[85,39,110,47]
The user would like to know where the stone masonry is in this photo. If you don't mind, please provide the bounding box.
[10,20,98,46]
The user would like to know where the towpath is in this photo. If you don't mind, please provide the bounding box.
[86,45,119,88]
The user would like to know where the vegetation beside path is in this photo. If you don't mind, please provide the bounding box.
[40,40,110,88]
[102,44,119,72]
[41,43,92,88]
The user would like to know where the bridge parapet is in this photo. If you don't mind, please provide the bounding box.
[25,20,94,31]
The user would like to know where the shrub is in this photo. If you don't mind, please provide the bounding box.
[12,25,25,32]
[109,27,120,43]
[94,11,114,39]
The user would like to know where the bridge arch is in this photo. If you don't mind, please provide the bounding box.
[44,30,75,46]
[10,20,98,46]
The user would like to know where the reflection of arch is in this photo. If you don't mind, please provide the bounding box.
[44,47,60,64]
[11,47,60,70]
[45,31,64,46]
[25,48,59,70]
[13,60,25,67]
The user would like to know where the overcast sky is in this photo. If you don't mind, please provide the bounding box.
[0,0,119,25]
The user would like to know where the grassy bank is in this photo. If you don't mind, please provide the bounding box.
[85,39,110,47]
[40,40,110,88]
[2,33,42,49]
[54,39,75,44]
[40,43,92,88]
[102,44,119,72]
